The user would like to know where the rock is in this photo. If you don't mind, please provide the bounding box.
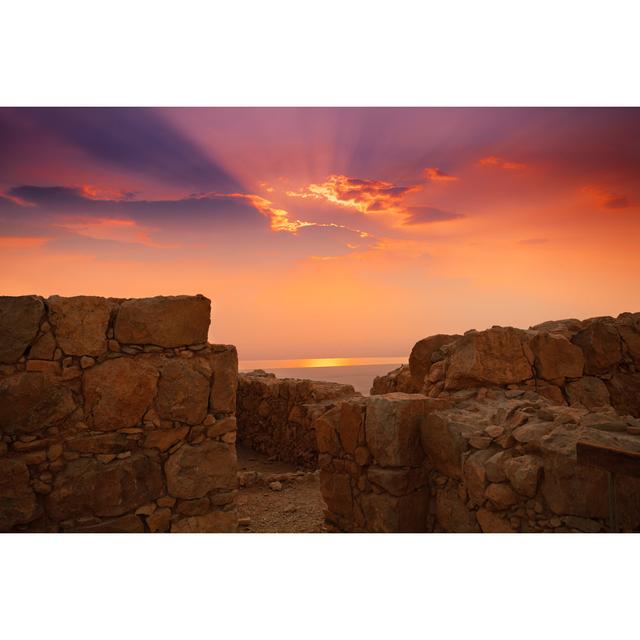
[476,508,514,532]
[66,433,130,453]
[238,516,251,526]
[0,295,44,363]
[176,497,210,516]
[25,360,60,374]
[485,450,512,483]
[360,489,429,533]
[365,393,429,467]
[47,443,63,461]
[114,295,210,347]
[444,327,533,390]
[0,458,39,529]
[485,425,504,438]
[209,346,238,413]
[529,332,585,381]
[535,381,565,405]
[206,416,236,438]
[566,377,611,410]
[0,372,76,435]
[83,357,159,430]
[336,400,364,454]
[269,481,283,491]
[146,508,172,532]
[29,332,56,360]
[618,322,640,366]
[563,515,602,533]
[144,427,189,452]
[157,496,176,508]
[156,358,209,425]
[73,514,145,533]
[605,372,640,418]
[354,446,370,466]
[48,296,114,357]
[319,471,353,520]
[512,422,554,445]
[463,449,495,505]
[572,320,622,375]
[80,356,95,369]
[171,509,238,533]
[435,484,480,532]
[409,334,461,388]
[421,410,471,478]
[504,455,543,497]
[46,453,163,521]
[367,467,427,497]
[164,440,236,499]
[485,482,522,509]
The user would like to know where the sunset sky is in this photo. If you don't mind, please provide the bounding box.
[1,108,639,360]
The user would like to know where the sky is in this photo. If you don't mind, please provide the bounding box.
[1,107,639,360]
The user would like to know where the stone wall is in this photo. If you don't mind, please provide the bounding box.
[318,389,640,532]
[0,294,239,533]
[373,313,640,419]
[236,371,358,467]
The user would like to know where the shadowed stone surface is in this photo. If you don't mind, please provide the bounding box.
[0,295,44,363]
[0,458,39,529]
[48,295,114,356]
[165,440,237,499]
[46,453,164,521]
[0,372,76,435]
[157,358,209,424]
[114,295,210,347]
[83,357,159,430]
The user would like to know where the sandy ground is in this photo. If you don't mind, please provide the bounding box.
[236,444,327,533]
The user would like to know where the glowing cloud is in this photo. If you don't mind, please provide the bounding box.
[582,186,630,210]
[287,174,419,215]
[0,236,51,249]
[55,216,177,248]
[479,156,526,170]
[424,167,458,182]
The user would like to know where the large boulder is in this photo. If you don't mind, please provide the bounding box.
[444,327,533,389]
[83,357,159,430]
[360,489,429,532]
[409,334,461,388]
[0,372,76,435]
[365,393,429,467]
[434,484,480,532]
[566,377,611,410]
[46,453,163,521]
[164,440,236,499]
[156,358,210,424]
[319,471,353,520]
[605,372,640,418]
[209,345,238,413]
[47,295,114,356]
[0,295,44,363]
[114,295,210,347]
[572,320,622,375]
[504,454,543,497]
[617,313,640,366]
[529,332,584,381]
[0,458,39,530]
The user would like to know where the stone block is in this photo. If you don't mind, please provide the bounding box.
[360,489,429,532]
[209,346,238,413]
[529,332,585,381]
[0,295,44,363]
[0,458,39,530]
[156,358,209,424]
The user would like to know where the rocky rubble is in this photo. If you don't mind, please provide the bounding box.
[236,370,358,467]
[0,294,239,533]
[372,313,640,418]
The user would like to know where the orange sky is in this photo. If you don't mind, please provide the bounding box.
[1,108,639,359]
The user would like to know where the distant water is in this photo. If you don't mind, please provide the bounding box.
[239,357,406,395]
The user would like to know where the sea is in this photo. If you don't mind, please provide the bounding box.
[239,356,406,395]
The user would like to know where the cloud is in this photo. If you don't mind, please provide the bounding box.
[479,156,526,170]
[0,236,51,249]
[403,206,464,225]
[424,167,458,182]
[54,216,177,249]
[582,186,631,210]
[518,237,548,245]
[0,108,241,191]
[287,174,419,215]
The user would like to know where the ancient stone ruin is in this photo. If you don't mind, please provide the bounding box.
[2,296,639,533]
[0,294,238,532]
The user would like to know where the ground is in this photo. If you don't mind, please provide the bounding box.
[236,444,327,533]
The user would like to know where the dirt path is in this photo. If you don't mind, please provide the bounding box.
[236,444,328,533]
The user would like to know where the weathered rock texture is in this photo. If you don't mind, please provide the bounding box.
[236,370,358,467]
[372,313,640,419]
[318,389,640,532]
[0,294,238,533]
[324,312,640,532]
